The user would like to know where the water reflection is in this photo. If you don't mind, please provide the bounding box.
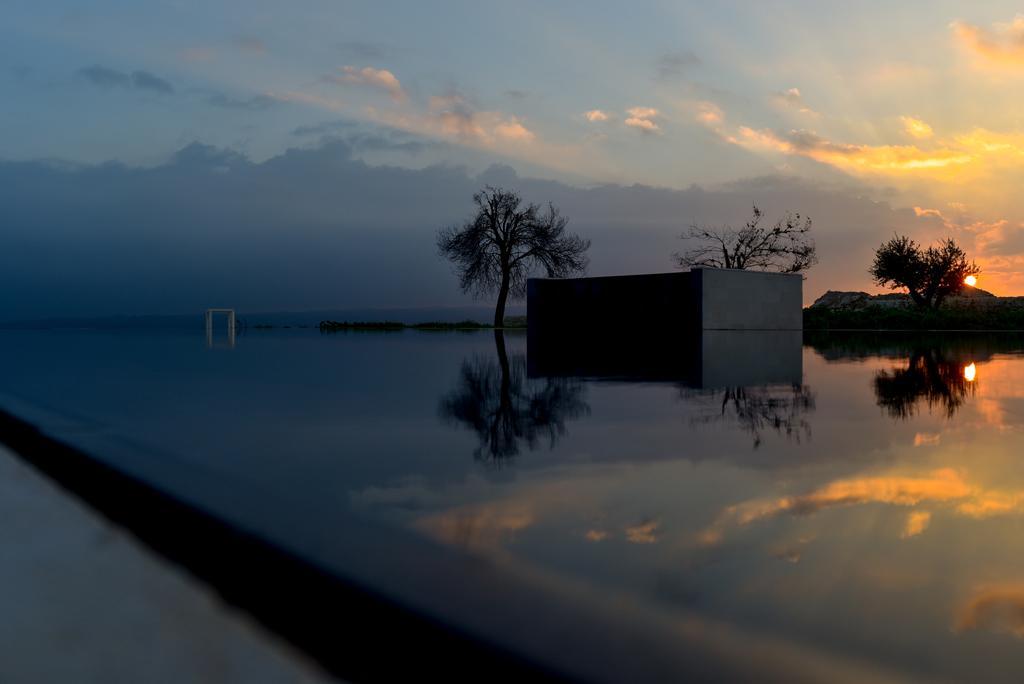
[873,349,977,419]
[682,383,815,448]
[439,331,590,463]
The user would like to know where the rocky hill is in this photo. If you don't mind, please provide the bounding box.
[809,285,1017,311]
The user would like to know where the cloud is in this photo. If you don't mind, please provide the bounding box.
[584,109,609,122]
[206,92,281,111]
[913,432,941,446]
[901,116,934,139]
[952,15,1024,66]
[0,140,973,320]
[728,127,972,174]
[955,585,1024,637]
[695,101,724,125]
[656,50,700,80]
[625,106,661,134]
[901,510,931,538]
[625,519,659,543]
[326,65,406,102]
[772,88,819,117]
[699,468,971,544]
[77,65,174,94]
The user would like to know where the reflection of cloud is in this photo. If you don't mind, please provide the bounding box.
[625,519,659,544]
[417,503,534,551]
[955,585,1024,638]
[700,469,971,545]
[585,529,608,542]
[901,510,931,538]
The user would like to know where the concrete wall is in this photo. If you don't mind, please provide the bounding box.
[695,268,803,331]
[527,268,802,333]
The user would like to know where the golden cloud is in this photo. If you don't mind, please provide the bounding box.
[730,127,973,173]
[584,109,610,122]
[901,510,931,538]
[901,116,934,139]
[952,16,1024,66]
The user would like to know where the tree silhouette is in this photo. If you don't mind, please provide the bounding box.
[438,186,590,327]
[439,331,590,463]
[683,383,816,449]
[870,235,979,309]
[674,205,816,273]
[874,349,975,419]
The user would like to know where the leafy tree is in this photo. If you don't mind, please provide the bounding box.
[438,187,590,327]
[870,235,979,309]
[674,205,817,273]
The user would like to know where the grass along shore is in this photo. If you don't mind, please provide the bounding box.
[804,305,1024,331]
[317,316,526,332]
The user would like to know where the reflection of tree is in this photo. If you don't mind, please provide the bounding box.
[684,384,816,449]
[440,331,590,463]
[874,349,975,419]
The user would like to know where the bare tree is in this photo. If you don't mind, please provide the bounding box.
[438,186,590,327]
[439,331,590,463]
[674,205,817,273]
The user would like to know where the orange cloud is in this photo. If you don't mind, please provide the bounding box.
[952,16,1024,66]
[416,502,533,551]
[901,116,934,139]
[695,101,724,125]
[955,585,1024,637]
[731,127,973,173]
[584,109,610,122]
[901,510,931,538]
[625,107,661,134]
[329,65,406,102]
[625,519,659,543]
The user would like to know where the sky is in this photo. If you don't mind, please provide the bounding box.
[5,1,1024,318]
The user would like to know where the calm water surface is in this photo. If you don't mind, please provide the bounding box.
[2,328,1024,681]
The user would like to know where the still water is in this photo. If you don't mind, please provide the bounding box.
[2,327,1024,681]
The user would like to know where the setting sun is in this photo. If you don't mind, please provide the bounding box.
[965,275,978,287]
[964,362,977,382]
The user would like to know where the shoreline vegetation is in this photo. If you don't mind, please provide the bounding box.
[317,316,527,332]
[804,305,1024,331]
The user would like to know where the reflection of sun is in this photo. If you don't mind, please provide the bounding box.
[964,362,977,382]
[965,275,978,287]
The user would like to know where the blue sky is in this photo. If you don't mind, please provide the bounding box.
[6,1,1024,316]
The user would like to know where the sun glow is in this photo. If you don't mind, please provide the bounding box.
[964,363,978,382]
[965,275,978,287]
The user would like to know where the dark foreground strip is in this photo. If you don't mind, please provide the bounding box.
[0,409,568,683]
